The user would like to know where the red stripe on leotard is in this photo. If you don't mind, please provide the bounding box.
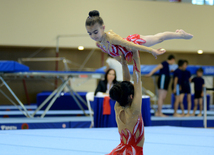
[96,34,145,72]
[106,115,144,155]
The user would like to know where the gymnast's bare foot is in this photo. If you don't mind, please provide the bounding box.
[176,29,193,39]
[190,113,195,116]
[173,113,182,117]
[197,113,202,117]
[155,112,168,117]
[185,113,190,117]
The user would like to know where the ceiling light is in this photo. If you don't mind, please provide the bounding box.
[197,50,203,54]
[78,46,84,50]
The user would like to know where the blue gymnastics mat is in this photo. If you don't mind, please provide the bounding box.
[0,61,29,72]
[0,126,213,155]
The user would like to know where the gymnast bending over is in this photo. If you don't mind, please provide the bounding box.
[106,51,145,155]
[85,10,193,62]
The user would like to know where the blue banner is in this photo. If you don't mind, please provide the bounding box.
[96,65,214,76]
[0,122,69,130]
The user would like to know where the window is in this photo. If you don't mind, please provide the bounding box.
[192,0,214,5]
[205,0,214,5]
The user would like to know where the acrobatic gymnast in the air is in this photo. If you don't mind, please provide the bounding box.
[85,10,193,67]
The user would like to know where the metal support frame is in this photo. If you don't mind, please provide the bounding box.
[71,88,88,107]
[31,84,61,117]
[203,87,214,128]
[0,76,31,118]
[65,84,87,116]
[1,70,158,122]
[78,49,95,71]
[203,86,207,128]
[32,77,71,118]
[56,34,88,72]
[40,78,71,118]
[0,71,97,125]
[18,57,78,71]
[0,89,27,116]
[31,75,89,118]
[56,34,96,72]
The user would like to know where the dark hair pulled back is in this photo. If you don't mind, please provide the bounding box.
[85,10,104,26]
[109,81,134,107]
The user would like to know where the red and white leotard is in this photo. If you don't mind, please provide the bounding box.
[107,115,144,155]
[96,30,153,72]
[96,34,146,61]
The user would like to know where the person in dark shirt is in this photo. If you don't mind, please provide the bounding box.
[180,60,192,116]
[191,68,205,116]
[172,59,185,117]
[94,69,117,96]
[146,55,175,117]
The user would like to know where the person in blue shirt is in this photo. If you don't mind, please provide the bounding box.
[191,68,205,117]
[180,60,192,117]
[172,59,185,117]
[146,55,175,117]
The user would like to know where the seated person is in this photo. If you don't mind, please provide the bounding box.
[94,69,118,96]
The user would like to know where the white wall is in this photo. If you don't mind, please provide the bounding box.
[64,78,97,92]
[0,0,214,52]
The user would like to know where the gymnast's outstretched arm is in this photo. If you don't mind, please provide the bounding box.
[115,55,130,81]
[122,56,130,82]
[130,51,142,112]
[108,33,166,59]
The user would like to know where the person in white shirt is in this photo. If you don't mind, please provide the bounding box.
[105,55,123,81]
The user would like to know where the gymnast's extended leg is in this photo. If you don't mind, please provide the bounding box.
[140,29,193,47]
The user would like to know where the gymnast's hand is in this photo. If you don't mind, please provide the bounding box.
[151,48,166,59]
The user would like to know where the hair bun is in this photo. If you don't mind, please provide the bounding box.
[89,10,100,17]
